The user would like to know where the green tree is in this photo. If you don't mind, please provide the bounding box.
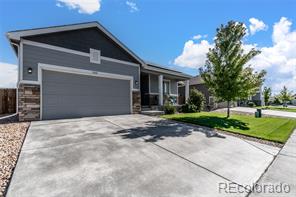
[279,86,293,106]
[200,21,266,117]
[263,87,272,106]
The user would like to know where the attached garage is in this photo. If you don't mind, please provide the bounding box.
[41,69,132,120]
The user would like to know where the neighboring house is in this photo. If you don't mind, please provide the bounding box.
[238,87,264,106]
[7,22,191,121]
[291,94,296,106]
[180,75,236,110]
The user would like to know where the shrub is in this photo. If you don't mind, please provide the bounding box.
[247,101,255,107]
[187,89,205,111]
[181,103,198,113]
[163,103,176,114]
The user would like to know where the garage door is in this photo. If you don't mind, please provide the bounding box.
[42,70,131,120]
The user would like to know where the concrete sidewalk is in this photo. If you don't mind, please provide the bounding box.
[250,129,296,197]
[226,107,296,118]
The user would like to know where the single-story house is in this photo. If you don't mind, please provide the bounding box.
[7,22,191,121]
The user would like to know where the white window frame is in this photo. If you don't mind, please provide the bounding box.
[163,79,171,95]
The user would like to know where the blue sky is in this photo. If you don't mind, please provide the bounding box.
[0,0,295,94]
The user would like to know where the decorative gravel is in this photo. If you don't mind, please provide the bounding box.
[0,116,30,197]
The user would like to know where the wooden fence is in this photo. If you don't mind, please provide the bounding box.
[0,89,16,114]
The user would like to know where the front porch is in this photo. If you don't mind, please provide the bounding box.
[140,70,190,110]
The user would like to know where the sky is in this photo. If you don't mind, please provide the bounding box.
[0,0,295,94]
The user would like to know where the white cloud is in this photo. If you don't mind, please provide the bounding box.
[192,34,207,40]
[0,62,17,88]
[192,35,202,40]
[249,17,268,35]
[56,0,101,14]
[250,17,296,93]
[126,1,139,12]
[174,17,296,93]
[174,39,213,68]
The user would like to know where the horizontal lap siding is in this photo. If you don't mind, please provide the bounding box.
[23,44,140,89]
[170,80,178,94]
[42,70,131,120]
[25,27,139,63]
[149,74,159,93]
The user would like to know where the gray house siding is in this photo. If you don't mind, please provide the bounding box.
[23,44,140,89]
[25,27,139,63]
[170,80,178,95]
[42,70,131,120]
[149,74,158,93]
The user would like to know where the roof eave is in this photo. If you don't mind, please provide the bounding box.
[142,64,192,79]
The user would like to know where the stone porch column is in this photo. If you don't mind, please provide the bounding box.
[158,75,163,106]
[185,80,189,102]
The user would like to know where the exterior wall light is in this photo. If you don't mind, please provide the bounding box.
[135,80,139,85]
[27,67,33,74]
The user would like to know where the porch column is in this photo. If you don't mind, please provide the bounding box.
[185,80,189,102]
[158,75,163,106]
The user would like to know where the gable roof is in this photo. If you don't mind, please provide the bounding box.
[6,21,145,65]
[7,21,192,79]
[189,75,204,85]
[144,61,191,79]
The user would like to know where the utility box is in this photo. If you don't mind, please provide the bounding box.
[255,109,262,118]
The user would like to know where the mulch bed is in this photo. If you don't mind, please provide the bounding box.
[0,115,30,197]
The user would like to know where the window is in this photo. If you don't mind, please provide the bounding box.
[90,48,101,64]
[163,81,170,94]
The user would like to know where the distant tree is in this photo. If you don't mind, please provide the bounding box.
[279,86,293,107]
[273,95,282,105]
[200,21,266,118]
[263,87,272,106]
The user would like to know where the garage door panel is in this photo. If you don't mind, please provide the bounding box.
[43,82,129,96]
[42,70,131,120]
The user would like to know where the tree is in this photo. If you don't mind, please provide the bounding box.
[200,21,266,118]
[279,86,293,106]
[263,87,272,106]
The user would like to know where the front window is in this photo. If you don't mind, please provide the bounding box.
[163,81,170,94]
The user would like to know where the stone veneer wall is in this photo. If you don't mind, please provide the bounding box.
[18,84,40,121]
[18,85,140,121]
[132,91,141,113]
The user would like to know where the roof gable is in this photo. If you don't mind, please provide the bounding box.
[7,22,144,65]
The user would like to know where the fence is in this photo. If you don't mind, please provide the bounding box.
[0,89,16,114]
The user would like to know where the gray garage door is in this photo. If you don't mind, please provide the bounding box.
[42,70,131,120]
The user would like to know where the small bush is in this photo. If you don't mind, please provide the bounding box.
[188,89,205,111]
[247,101,255,107]
[181,103,198,113]
[163,103,176,114]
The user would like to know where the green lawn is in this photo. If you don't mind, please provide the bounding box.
[257,106,296,113]
[161,112,296,143]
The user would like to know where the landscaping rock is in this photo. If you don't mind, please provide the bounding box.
[0,118,29,196]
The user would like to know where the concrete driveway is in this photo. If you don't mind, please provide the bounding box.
[7,115,280,197]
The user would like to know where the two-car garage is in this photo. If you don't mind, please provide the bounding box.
[41,68,132,120]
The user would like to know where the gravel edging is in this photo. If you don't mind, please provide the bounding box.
[0,116,30,197]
